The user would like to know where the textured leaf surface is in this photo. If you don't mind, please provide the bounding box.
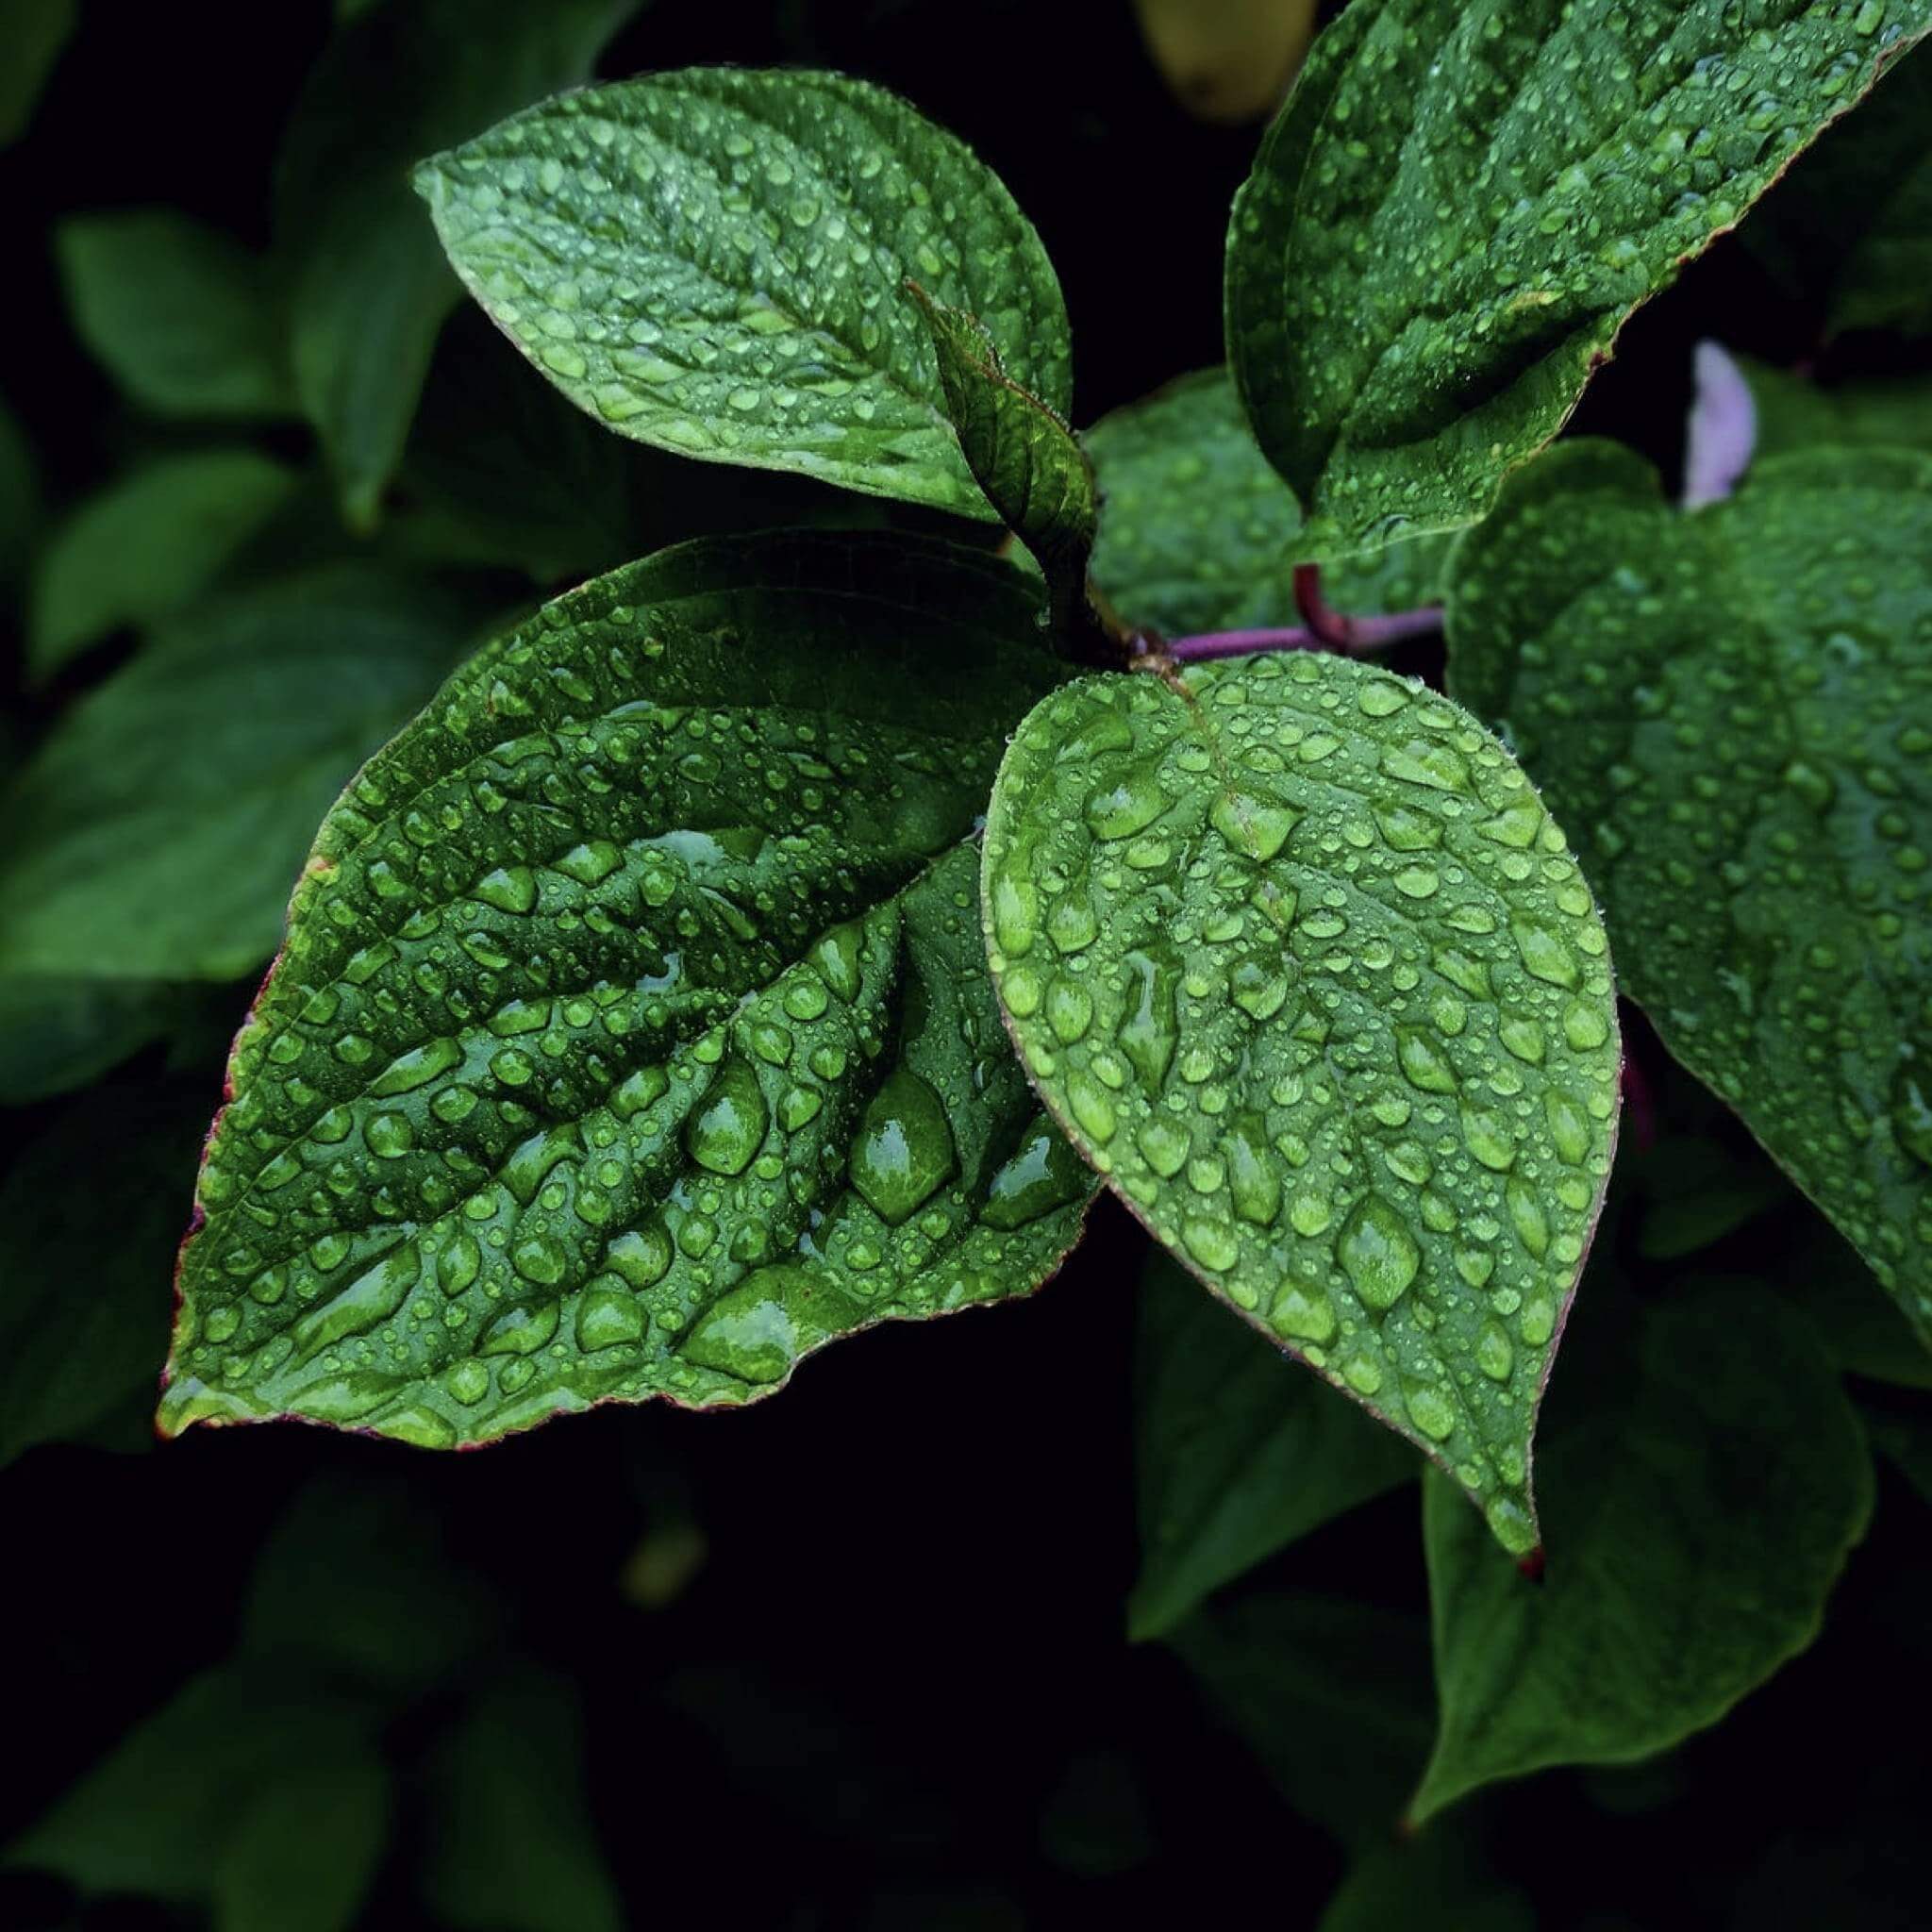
[0,566,486,981]
[30,451,298,675]
[1131,1249,1414,1639]
[58,211,293,419]
[1744,41,1932,339]
[1448,442,1932,1345]
[1225,0,1932,554]
[0,1084,203,1465]
[161,532,1092,1448]
[1086,369,1451,636]
[1415,1289,1873,1820]
[278,0,634,526]
[983,656,1622,1552]
[911,284,1096,631]
[417,68,1071,517]
[1168,1591,1433,1846]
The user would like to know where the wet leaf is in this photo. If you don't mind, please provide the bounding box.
[57,210,293,419]
[1447,441,1932,1351]
[278,0,636,527]
[982,655,1622,1553]
[910,284,1096,634]
[1415,1288,1873,1820]
[1224,0,1932,555]
[1130,1248,1415,1639]
[160,531,1093,1448]
[1085,369,1451,638]
[30,451,299,676]
[417,68,1070,519]
[0,566,488,982]
[1744,40,1932,340]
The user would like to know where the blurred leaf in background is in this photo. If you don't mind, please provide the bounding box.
[277,0,645,528]
[0,0,75,148]
[1132,0,1317,123]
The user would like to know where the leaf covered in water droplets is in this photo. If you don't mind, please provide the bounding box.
[909,284,1097,636]
[416,69,1072,519]
[1224,0,1932,556]
[161,530,1095,1448]
[1415,1287,1873,1821]
[1447,441,1932,1353]
[982,654,1623,1554]
[1085,368,1452,639]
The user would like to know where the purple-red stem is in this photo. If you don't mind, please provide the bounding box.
[1167,608,1443,664]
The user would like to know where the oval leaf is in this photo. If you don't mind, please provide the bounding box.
[1415,1288,1873,1821]
[981,655,1623,1553]
[1224,0,1932,555]
[1447,441,1932,1351]
[1086,368,1452,638]
[161,532,1095,1448]
[415,69,1072,518]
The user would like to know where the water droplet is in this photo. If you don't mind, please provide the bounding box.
[849,1071,957,1223]
[1338,1195,1420,1308]
[982,1116,1091,1227]
[685,1058,770,1176]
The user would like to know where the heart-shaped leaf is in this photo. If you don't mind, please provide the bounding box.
[909,284,1097,637]
[982,654,1623,1553]
[1085,368,1451,638]
[416,69,1072,519]
[1415,1287,1873,1821]
[1224,0,1932,556]
[161,531,1094,1448]
[1447,441,1932,1350]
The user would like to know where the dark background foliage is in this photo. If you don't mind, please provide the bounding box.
[4,3,1929,1927]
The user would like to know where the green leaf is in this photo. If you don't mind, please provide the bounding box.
[210,1750,391,1932]
[30,451,299,675]
[415,68,1072,518]
[1167,1591,1434,1846]
[1446,441,1932,1349]
[0,565,487,982]
[423,1670,620,1932]
[278,0,637,528]
[1744,41,1932,340]
[8,1663,385,1903]
[0,0,74,147]
[58,210,294,419]
[1414,1287,1873,1821]
[0,974,183,1106]
[1629,1131,1787,1260]
[1318,1823,1534,1932]
[1085,368,1452,637]
[1224,0,1932,555]
[982,656,1623,1554]
[1131,1247,1415,1640]
[160,531,1093,1448]
[909,282,1096,636]
[0,1083,204,1466]
[1731,352,1932,460]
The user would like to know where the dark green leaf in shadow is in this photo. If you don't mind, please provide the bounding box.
[1131,1248,1415,1640]
[30,451,300,677]
[57,211,294,419]
[1168,1590,1434,1847]
[0,565,491,981]
[422,1669,620,1932]
[1415,1287,1873,1821]
[278,0,639,526]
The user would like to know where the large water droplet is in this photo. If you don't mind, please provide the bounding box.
[849,1071,957,1223]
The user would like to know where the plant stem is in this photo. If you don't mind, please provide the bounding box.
[1166,607,1442,663]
